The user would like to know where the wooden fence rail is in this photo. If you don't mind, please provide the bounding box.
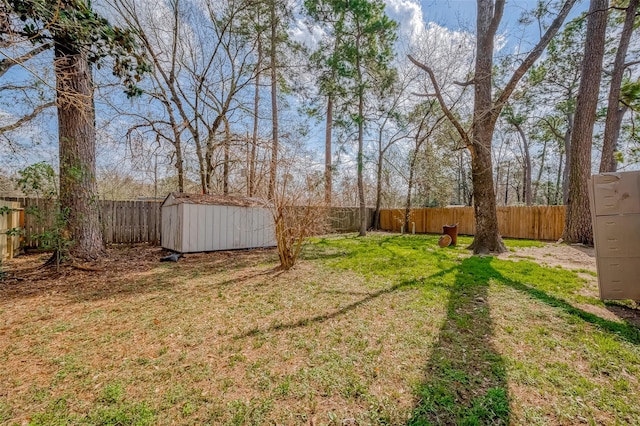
[379,206,566,241]
[0,200,22,260]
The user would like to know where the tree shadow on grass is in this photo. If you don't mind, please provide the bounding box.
[505,276,640,345]
[408,257,510,425]
[237,276,430,338]
[409,255,640,425]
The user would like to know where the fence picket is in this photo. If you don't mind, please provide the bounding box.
[377,205,565,240]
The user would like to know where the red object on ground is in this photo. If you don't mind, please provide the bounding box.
[443,224,458,246]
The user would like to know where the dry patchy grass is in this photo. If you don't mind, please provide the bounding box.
[0,233,639,425]
[1,243,443,425]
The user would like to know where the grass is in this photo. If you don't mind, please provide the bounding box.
[1,233,639,425]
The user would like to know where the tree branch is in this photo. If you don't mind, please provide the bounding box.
[624,60,640,69]
[0,101,55,133]
[489,0,505,37]
[494,0,577,112]
[0,42,52,78]
[453,79,475,87]
[407,54,471,148]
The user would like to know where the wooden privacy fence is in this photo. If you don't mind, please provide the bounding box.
[101,200,161,245]
[379,205,566,241]
[0,195,566,253]
[0,197,162,248]
[327,207,375,232]
[0,200,22,260]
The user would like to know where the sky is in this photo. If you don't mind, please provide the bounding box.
[0,0,591,178]
[389,0,588,49]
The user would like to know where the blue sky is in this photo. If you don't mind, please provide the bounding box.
[420,0,588,30]
[0,0,591,177]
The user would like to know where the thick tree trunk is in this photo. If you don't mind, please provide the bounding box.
[325,96,333,206]
[600,0,638,173]
[268,0,278,201]
[470,131,505,253]
[469,0,506,254]
[54,45,104,260]
[562,0,607,245]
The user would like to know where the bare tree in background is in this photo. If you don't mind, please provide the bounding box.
[410,0,576,253]
[110,0,257,194]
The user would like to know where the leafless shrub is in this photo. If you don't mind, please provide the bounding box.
[267,156,328,271]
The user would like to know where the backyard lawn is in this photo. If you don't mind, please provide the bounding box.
[1,233,639,425]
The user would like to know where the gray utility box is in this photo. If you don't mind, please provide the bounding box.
[588,171,640,300]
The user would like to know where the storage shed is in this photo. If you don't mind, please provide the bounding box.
[161,193,276,253]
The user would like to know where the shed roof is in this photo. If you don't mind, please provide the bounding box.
[162,192,270,208]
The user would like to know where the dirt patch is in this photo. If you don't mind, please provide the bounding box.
[499,243,596,272]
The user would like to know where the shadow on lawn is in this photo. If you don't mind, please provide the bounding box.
[0,247,277,302]
[238,278,422,338]
[408,257,510,425]
[409,256,640,425]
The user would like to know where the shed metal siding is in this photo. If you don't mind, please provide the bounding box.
[161,201,275,253]
[161,204,181,252]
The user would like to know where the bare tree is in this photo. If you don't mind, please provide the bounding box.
[404,101,445,229]
[110,0,257,194]
[502,104,532,205]
[409,0,576,253]
[268,0,279,200]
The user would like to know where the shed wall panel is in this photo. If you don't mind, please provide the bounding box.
[196,205,205,251]
[185,204,195,252]
[161,205,181,251]
[213,205,222,250]
[233,207,243,248]
[223,206,232,250]
[205,205,213,250]
[255,208,264,247]
[246,208,255,248]
[161,200,275,253]
[226,206,235,249]
[265,209,276,246]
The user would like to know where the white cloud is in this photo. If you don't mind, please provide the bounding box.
[384,0,425,45]
[289,19,326,51]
